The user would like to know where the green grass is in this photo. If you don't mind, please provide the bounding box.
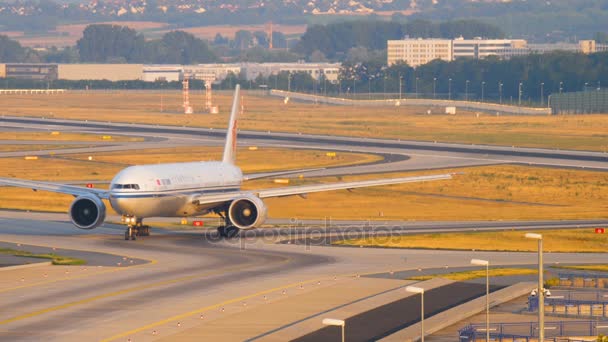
[408,268,537,281]
[0,247,86,266]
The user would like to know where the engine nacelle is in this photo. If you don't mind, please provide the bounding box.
[69,195,106,230]
[228,195,267,230]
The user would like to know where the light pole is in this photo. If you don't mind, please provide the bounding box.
[448,78,452,100]
[399,75,403,100]
[525,233,544,342]
[518,82,523,105]
[287,73,292,92]
[481,81,485,102]
[499,82,503,104]
[559,81,563,94]
[540,82,545,107]
[465,80,469,101]
[433,77,437,99]
[406,286,425,342]
[415,77,419,98]
[383,76,387,100]
[322,318,345,342]
[471,259,490,342]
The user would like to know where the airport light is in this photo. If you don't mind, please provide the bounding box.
[433,77,437,99]
[518,82,523,105]
[406,286,425,342]
[465,80,470,101]
[525,233,544,342]
[559,81,563,94]
[415,77,419,98]
[322,318,345,342]
[499,82,503,104]
[399,75,403,100]
[448,78,452,100]
[481,81,486,102]
[540,82,545,107]
[471,259,490,342]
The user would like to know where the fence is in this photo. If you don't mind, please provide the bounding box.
[270,90,552,115]
[549,90,608,114]
[558,272,608,289]
[528,293,608,318]
[459,321,608,342]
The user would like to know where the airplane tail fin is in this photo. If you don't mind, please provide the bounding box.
[222,84,240,165]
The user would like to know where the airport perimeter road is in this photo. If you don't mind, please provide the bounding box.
[2,116,608,174]
[0,218,607,341]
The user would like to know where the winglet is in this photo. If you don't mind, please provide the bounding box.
[222,85,240,164]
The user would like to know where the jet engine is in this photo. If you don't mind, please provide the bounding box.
[228,195,267,230]
[69,195,106,230]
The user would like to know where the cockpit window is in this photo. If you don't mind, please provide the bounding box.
[112,184,140,190]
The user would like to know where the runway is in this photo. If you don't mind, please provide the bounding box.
[1,116,607,341]
[1,217,606,341]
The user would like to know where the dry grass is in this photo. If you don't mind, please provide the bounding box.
[244,164,608,221]
[0,132,142,142]
[335,229,608,253]
[554,265,608,272]
[2,160,608,219]
[0,145,88,152]
[66,146,381,173]
[2,91,607,151]
[408,268,537,281]
[0,146,379,213]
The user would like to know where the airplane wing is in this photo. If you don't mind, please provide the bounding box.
[243,168,326,181]
[192,174,452,205]
[0,177,110,199]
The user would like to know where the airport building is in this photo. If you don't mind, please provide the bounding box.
[452,37,527,59]
[388,38,606,67]
[387,39,453,67]
[58,64,143,81]
[3,63,58,81]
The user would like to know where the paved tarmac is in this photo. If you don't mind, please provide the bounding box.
[1,116,607,341]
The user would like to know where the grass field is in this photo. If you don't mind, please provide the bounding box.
[2,91,607,151]
[2,161,606,221]
[0,132,143,142]
[408,268,537,281]
[554,265,608,272]
[0,145,88,152]
[0,146,380,213]
[335,229,608,253]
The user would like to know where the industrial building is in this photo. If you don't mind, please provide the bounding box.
[58,64,143,81]
[3,64,58,81]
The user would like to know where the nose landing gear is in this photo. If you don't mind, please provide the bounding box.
[123,217,150,240]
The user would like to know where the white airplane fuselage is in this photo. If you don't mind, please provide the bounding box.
[109,161,243,218]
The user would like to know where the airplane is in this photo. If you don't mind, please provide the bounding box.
[0,85,453,240]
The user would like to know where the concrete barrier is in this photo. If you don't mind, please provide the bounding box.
[270,90,552,116]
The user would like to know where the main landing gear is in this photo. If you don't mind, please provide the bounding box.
[123,217,150,241]
[215,210,240,238]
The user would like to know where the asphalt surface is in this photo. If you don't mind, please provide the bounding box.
[1,116,607,341]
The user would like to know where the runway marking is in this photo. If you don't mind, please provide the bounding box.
[0,260,263,326]
[0,241,158,294]
[100,275,330,342]
[100,264,402,342]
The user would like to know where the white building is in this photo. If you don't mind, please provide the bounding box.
[452,37,527,59]
[387,39,453,67]
[142,65,182,82]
